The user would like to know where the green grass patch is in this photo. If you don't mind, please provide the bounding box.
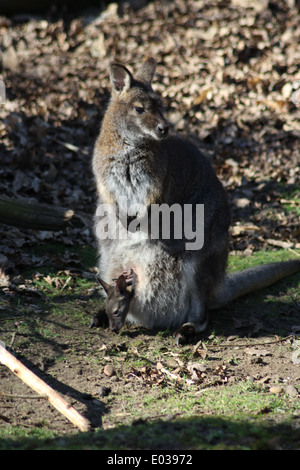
[228,249,299,272]
[280,188,300,217]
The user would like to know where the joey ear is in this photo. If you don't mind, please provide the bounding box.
[97,278,111,294]
[115,275,127,296]
[110,63,133,93]
[135,57,157,84]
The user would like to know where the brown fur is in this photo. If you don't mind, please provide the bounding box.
[92,58,300,343]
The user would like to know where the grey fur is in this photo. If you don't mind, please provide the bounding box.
[92,58,300,338]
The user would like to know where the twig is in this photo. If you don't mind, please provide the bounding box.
[280,198,300,205]
[0,315,28,322]
[0,344,91,432]
[61,276,72,290]
[9,332,17,348]
[204,334,295,350]
[287,247,300,257]
[0,392,44,399]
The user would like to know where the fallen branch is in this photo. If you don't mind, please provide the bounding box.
[0,195,75,231]
[202,334,295,350]
[0,344,91,432]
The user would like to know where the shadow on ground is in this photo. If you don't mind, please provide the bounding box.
[1,413,300,450]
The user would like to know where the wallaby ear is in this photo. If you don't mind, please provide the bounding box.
[135,57,157,84]
[97,278,111,294]
[115,275,127,296]
[110,63,132,93]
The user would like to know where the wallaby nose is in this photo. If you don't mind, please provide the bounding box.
[157,123,169,137]
[110,323,120,333]
[110,326,119,333]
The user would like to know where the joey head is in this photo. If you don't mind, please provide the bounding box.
[93,271,136,333]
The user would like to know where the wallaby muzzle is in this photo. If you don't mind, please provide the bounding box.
[156,122,169,139]
[108,317,123,334]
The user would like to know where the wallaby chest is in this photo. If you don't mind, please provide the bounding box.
[104,150,154,207]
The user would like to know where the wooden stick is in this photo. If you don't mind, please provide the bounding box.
[0,344,91,432]
[0,195,74,231]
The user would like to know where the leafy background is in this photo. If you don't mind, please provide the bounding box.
[0,0,299,272]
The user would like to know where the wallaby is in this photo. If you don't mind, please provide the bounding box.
[92,270,136,333]
[92,58,300,343]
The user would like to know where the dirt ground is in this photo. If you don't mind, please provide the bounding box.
[1,271,300,437]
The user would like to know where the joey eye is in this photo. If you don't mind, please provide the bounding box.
[134,106,145,114]
[112,309,119,317]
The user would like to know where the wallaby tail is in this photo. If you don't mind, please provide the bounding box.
[208,259,300,310]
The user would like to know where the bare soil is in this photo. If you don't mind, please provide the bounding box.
[1,269,300,442]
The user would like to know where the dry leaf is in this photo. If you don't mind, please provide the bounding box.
[256,99,287,112]
[103,364,115,377]
[0,267,9,288]
[194,88,213,106]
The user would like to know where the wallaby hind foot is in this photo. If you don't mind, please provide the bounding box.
[173,319,208,345]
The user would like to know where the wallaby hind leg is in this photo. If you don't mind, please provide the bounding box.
[173,292,208,345]
[173,319,208,345]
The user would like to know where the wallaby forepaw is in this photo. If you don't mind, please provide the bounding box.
[89,309,109,329]
[173,322,196,345]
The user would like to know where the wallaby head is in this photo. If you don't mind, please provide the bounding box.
[98,274,134,333]
[108,58,169,144]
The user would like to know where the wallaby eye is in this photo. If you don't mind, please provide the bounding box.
[113,309,119,317]
[134,106,145,114]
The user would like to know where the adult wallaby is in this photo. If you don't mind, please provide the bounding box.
[92,58,300,343]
